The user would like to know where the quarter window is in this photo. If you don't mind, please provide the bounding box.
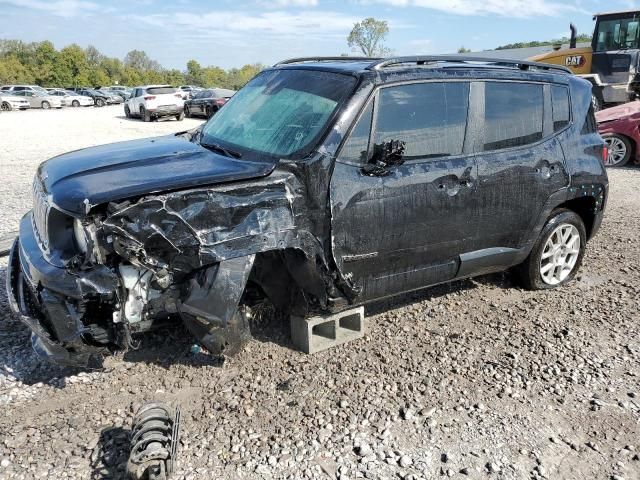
[339,100,373,163]
[551,85,570,131]
[373,82,470,159]
[482,82,543,151]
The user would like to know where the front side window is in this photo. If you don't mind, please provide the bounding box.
[201,69,356,159]
[595,16,640,51]
[551,85,570,131]
[339,101,374,163]
[373,82,470,160]
[482,82,543,151]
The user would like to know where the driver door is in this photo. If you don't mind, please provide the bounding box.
[330,81,479,302]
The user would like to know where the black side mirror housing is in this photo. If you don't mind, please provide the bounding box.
[361,139,406,176]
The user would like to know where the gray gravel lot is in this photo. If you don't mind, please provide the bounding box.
[0,106,639,480]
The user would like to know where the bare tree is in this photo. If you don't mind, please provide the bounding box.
[347,18,392,57]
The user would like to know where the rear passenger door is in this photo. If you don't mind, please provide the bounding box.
[330,81,479,302]
[473,81,569,252]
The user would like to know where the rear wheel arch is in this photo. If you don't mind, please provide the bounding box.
[553,196,600,240]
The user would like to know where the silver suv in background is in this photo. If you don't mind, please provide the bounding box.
[124,85,185,121]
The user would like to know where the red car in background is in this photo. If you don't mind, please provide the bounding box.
[596,101,640,167]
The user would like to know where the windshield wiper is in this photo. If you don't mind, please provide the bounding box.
[200,141,243,159]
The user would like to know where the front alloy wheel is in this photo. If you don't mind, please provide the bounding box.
[539,224,581,285]
[1,101,11,111]
[603,134,631,167]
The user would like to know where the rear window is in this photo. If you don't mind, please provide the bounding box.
[146,87,177,95]
[482,82,544,151]
[551,85,570,131]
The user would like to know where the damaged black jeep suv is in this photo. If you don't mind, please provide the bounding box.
[7,56,608,367]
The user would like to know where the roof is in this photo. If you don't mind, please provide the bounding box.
[594,9,640,17]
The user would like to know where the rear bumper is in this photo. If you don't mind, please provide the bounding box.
[148,106,183,117]
[6,213,117,367]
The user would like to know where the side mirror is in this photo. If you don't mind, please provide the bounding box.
[361,139,406,176]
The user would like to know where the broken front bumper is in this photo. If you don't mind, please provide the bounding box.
[6,213,117,367]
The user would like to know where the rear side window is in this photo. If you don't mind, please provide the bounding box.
[551,85,570,131]
[581,104,598,134]
[146,87,176,95]
[482,82,543,151]
[374,82,470,159]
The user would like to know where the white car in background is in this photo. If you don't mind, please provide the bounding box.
[124,85,184,122]
[0,85,63,109]
[47,89,94,107]
[0,92,30,111]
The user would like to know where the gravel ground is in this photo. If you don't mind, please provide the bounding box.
[0,107,639,480]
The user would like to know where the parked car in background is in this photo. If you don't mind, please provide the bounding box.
[68,88,112,107]
[124,85,184,121]
[100,86,131,101]
[177,85,197,99]
[6,56,608,367]
[184,88,235,118]
[596,101,640,167]
[96,89,124,104]
[47,89,94,107]
[9,89,62,109]
[0,91,30,111]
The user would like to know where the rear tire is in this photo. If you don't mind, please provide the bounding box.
[602,133,632,167]
[176,111,184,121]
[516,209,586,290]
[95,98,105,107]
[184,105,191,118]
[124,105,131,118]
[591,88,603,112]
[141,106,150,122]
[41,101,51,110]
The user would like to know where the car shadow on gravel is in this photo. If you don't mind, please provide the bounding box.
[115,115,184,123]
[365,271,514,316]
[90,426,130,480]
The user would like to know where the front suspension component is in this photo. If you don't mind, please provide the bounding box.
[127,402,180,480]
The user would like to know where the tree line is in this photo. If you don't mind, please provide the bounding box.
[0,39,264,89]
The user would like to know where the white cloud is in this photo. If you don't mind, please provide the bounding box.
[0,0,101,17]
[360,0,579,17]
[258,0,319,7]
[136,10,358,39]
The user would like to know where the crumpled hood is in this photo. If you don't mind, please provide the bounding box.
[37,135,277,215]
[595,101,640,123]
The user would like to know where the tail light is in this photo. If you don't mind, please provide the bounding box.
[602,145,609,165]
[215,98,226,105]
[144,95,156,100]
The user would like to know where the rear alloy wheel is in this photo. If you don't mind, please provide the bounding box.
[95,98,105,107]
[1,101,11,111]
[602,134,632,167]
[516,209,586,290]
[72,100,80,107]
[41,101,51,109]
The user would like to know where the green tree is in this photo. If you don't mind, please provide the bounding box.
[124,50,161,72]
[0,54,34,84]
[59,44,90,86]
[185,59,205,86]
[164,68,186,86]
[347,17,392,57]
[457,46,471,53]
[32,41,60,86]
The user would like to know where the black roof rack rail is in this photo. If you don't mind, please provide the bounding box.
[366,55,572,74]
[274,56,382,67]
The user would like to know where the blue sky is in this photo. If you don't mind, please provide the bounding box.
[1,0,639,69]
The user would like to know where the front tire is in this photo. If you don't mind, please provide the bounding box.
[176,111,184,121]
[41,101,51,109]
[1,101,11,111]
[602,133,632,167]
[124,105,131,118]
[184,105,191,118]
[516,209,586,290]
[72,100,80,107]
[95,98,105,107]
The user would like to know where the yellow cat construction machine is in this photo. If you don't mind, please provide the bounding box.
[530,10,640,110]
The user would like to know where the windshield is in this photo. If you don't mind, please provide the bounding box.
[200,69,356,159]
[595,15,640,51]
